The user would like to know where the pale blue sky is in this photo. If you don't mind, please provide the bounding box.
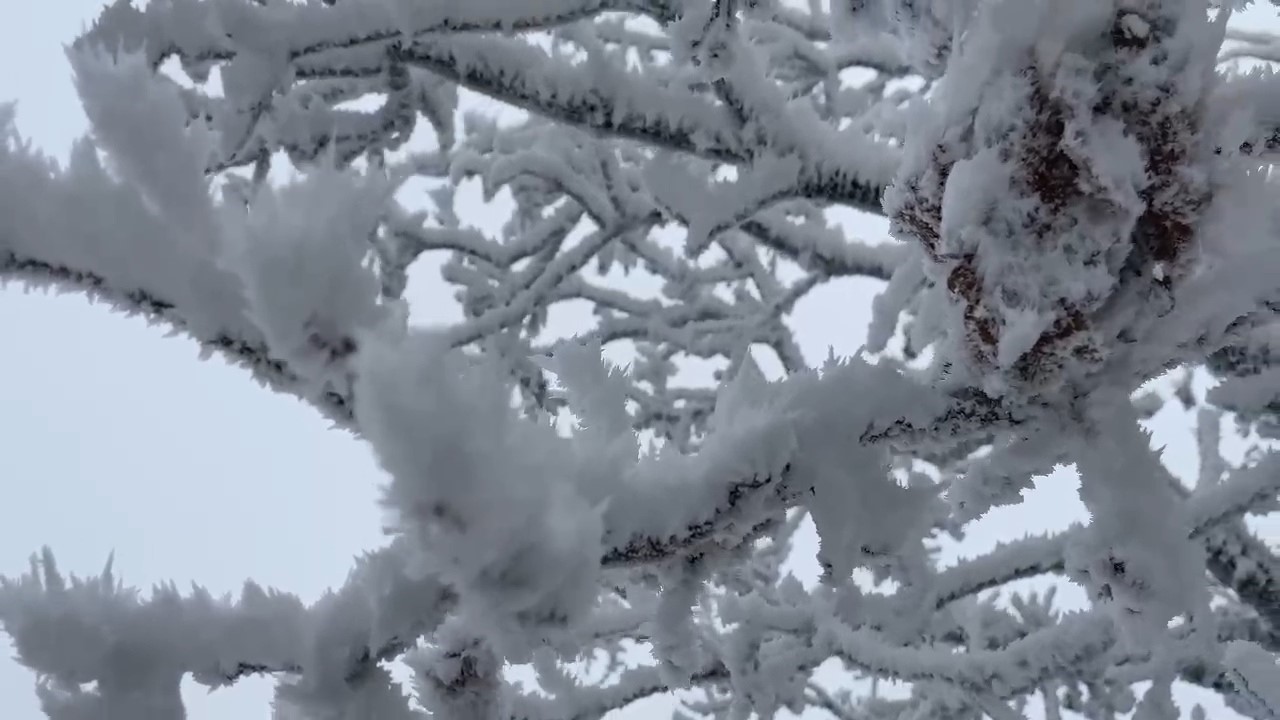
[1,2,388,715]
[2,3,1277,719]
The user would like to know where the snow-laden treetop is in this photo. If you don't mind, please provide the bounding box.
[4,0,1280,718]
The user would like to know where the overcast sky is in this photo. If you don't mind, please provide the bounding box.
[2,2,1278,719]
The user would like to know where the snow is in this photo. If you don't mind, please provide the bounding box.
[5,0,1280,717]
[1223,640,1280,716]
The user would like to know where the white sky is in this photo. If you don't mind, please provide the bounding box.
[2,2,1279,719]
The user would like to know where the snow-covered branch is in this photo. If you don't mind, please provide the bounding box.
[6,0,1280,717]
